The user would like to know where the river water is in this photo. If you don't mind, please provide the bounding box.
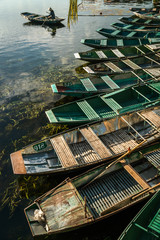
[0,0,153,239]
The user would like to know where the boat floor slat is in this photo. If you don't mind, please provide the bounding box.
[144,149,160,170]
[69,141,101,164]
[100,129,137,154]
[79,168,143,218]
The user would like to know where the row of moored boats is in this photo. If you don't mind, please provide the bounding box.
[11,6,160,239]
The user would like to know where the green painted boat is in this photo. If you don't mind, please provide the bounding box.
[112,22,160,32]
[118,190,160,240]
[133,11,160,22]
[82,54,160,75]
[24,141,160,237]
[45,82,160,125]
[51,69,160,97]
[130,7,160,13]
[81,38,160,49]
[120,16,160,27]
[97,28,160,39]
[21,12,65,25]
[74,45,158,63]
[10,107,160,175]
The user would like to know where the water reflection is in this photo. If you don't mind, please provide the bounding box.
[23,22,65,37]
[68,0,78,28]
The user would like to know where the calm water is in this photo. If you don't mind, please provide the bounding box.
[0,0,153,239]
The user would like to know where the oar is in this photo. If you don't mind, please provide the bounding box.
[82,139,147,188]
[42,16,48,26]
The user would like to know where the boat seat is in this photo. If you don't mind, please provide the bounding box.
[50,136,78,168]
[145,19,152,24]
[30,222,46,235]
[111,30,121,36]
[77,100,100,120]
[104,62,123,72]
[80,127,112,159]
[111,49,125,58]
[96,51,108,59]
[148,209,160,236]
[132,18,139,22]
[45,110,58,123]
[116,39,124,46]
[102,97,122,113]
[127,31,136,38]
[80,78,97,92]
[101,75,120,90]
[123,24,132,29]
[122,59,141,70]
[100,40,107,46]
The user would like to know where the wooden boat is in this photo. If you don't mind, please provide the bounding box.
[10,107,160,175]
[24,141,160,237]
[118,190,160,240]
[81,38,160,49]
[21,12,65,25]
[133,11,160,22]
[51,69,160,97]
[119,16,160,27]
[74,45,158,63]
[82,54,160,75]
[111,22,160,32]
[45,82,160,125]
[130,7,160,13]
[97,28,160,39]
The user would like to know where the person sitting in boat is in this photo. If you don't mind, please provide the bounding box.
[48,7,55,19]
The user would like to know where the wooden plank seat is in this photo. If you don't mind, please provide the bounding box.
[50,136,78,168]
[139,110,160,128]
[104,62,123,72]
[111,49,125,58]
[120,160,150,189]
[122,59,141,70]
[96,51,108,59]
[80,127,112,159]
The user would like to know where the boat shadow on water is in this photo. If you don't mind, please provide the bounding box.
[23,22,65,37]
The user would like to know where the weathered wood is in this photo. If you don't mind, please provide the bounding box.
[104,62,123,72]
[111,49,125,58]
[100,129,137,154]
[140,110,160,128]
[80,127,112,159]
[120,160,150,188]
[10,150,27,174]
[96,51,108,59]
[122,59,141,70]
[50,136,78,168]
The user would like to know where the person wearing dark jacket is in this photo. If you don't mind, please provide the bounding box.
[48,7,55,19]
